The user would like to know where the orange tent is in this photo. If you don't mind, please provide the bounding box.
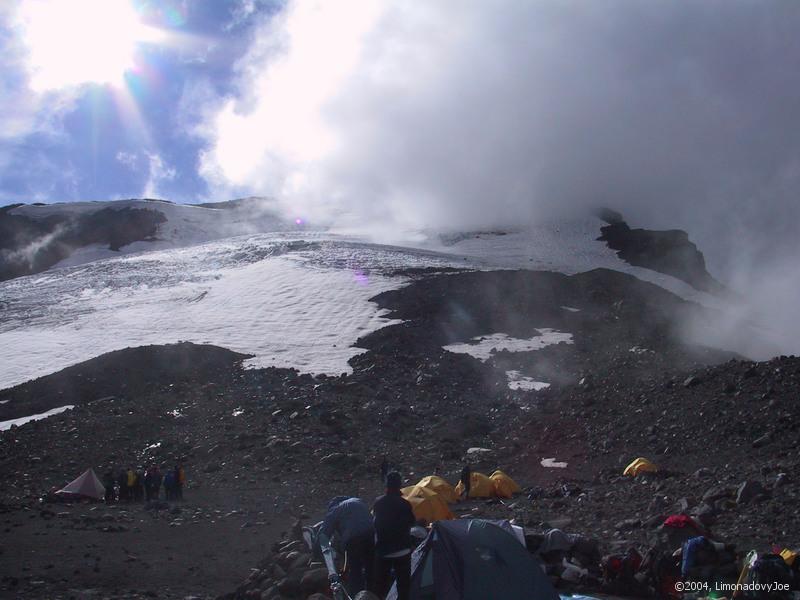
[402,485,455,523]
[412,475,459,504]
[490,470,521,498]
[454,471,494,498]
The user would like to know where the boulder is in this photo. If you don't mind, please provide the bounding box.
[615,518,640,531]
[683,376,702,388]
[752,433,772,448]
[300,568,329,595]
[702,486,731,503]
[693,468,712,479]
[277,573,302,597]
[736,480,767,505]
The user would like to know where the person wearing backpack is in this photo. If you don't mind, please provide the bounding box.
[744,554,793,599]
[372,472,416,600]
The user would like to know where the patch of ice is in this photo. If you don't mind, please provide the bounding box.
[444,330,573,362]
[629,346,654,355]
[466,447,492,455]
[506,370,550,391]
[0,405,74,431]
[561,306,581,312]
[0,237,461,388]
[232,408,244,417]
[540,458,568,468]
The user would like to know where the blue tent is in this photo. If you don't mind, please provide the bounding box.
[389,519,559,600]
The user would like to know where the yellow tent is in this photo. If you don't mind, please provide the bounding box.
[402,485,454,523]
[623,457,658,477]
[413,475,459,504]
[490,470,521,498]
[454,471,495,498]
[780,549,797,567]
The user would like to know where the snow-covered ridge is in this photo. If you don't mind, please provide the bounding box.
[0,214,742,392]
[6,197,305,271]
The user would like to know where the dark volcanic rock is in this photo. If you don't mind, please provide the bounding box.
[0,342,253,420]
[0,205,167,281]
[597,212,724,294]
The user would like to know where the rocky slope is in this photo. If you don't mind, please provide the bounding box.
[0,267,796,599]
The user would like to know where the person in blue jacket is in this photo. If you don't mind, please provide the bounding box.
[320,496,375,595]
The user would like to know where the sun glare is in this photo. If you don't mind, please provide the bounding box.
[18,0,164,91]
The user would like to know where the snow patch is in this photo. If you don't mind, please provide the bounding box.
[0,236,461,388]
[561,306,581,312]
[466,447,492,455]
[167,409,184,418]
[0,405,74,431]
[506,370,550,391]
[232,408,244,417]
[629,346,654,355]
[0,400,8,405]
[541,458,568,468]
[444,330,573,361]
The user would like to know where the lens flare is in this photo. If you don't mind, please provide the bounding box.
[17,0,165,91]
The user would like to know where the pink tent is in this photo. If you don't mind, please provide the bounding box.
[56,468,105,501]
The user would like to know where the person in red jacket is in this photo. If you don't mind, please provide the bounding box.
[373,471,416,600]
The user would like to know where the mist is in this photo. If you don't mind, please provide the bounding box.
[196,0,800,358]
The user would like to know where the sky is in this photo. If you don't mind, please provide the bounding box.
[1,0,798,270]
[0,0,281,205]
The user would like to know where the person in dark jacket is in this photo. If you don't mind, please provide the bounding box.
[134,469,144,502]
[117,469,128,502]
[320,496,375,595]
[380,456,389,484]
[103,469,116,504]
[163,469,176,500]
[373,472,416,600]
[151,466,163,501]
[460,463,472,499]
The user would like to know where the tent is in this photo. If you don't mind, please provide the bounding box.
[490,470,521,498]
[623,457,658,477]
[454,471,495,498]
[414,475,459,504]
[56,468,105,501]
[402,485,455,523]
[388,519,559,600]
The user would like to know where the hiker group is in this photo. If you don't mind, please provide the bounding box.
[305,458,800,600]
[315,461,526,600]
[102,464,186,504]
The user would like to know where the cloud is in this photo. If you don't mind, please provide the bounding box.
[197,1,800,249]
[194,0,800,358]
[143,152,177,199]
[116,151,139,171]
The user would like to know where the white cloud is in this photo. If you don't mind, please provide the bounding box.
[196,0,800,244]
[193,0,800,358]
[143,153,177,199]
[116,151,139,171]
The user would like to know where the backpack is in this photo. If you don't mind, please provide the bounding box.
[745,554,792,599]
[602,549,642,582]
